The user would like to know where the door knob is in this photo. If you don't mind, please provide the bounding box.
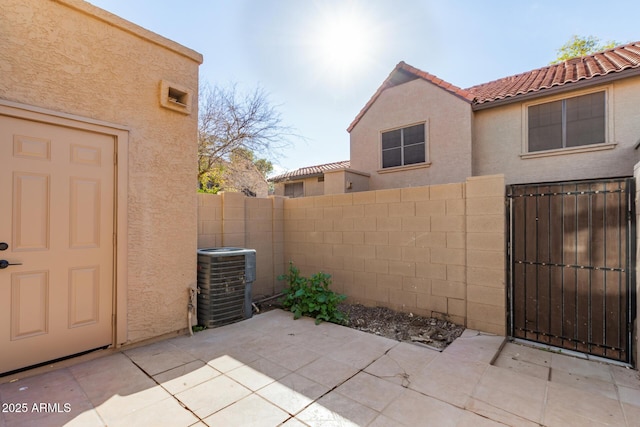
[0,242,8,251]
[0,260,21,269]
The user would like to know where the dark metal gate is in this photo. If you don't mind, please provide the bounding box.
[508,178,635,363]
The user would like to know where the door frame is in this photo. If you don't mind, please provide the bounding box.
[0,98,129,348]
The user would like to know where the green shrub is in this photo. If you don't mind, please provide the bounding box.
[278,262,347,325]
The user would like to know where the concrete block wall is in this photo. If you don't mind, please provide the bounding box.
[465,175,507,335]
[197,193,223,248]
[197,192,285,298]
[197,174,507,334]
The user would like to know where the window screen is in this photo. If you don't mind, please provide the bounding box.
[284,182,303,198]
[381,123,426,168]
[528,91,605,152]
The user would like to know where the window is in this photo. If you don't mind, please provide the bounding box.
[381,123,426,168]
[528,91,605,152]
[284,182,303,198]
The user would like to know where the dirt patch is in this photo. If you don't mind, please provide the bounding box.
[338,303,464,350]
[256,299,464,350]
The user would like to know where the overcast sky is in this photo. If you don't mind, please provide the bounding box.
[88,0,639,175]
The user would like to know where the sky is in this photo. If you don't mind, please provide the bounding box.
[87,0,639,176]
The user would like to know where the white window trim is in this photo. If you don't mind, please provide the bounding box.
[379,120,429,170]
[520,85,614,157]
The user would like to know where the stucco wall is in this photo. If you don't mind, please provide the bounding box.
[324,169,370,195]
[349,78,473,190]
[473,78,640,184]
[273,177,325,197]
[1,0,202,343]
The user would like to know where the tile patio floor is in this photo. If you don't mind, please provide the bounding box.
[1,309,639,426]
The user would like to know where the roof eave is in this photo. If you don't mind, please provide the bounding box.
[269,172,323,183]
[347,62,473,133]
[472,67,640,111]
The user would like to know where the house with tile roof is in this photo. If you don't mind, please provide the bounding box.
[269,160,369,197]
[347,41,640,189]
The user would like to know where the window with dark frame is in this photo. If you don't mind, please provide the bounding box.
[528,91,605,152]
[284,182,303,198]
[381,123,426,168]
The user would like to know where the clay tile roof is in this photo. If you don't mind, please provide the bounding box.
[347,62,475,132]
[268,160,350,183]
[467,41,640,105]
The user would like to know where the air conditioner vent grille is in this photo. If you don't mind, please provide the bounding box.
[197,248,256,328]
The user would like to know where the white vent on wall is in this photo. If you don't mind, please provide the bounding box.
[160,80,192,114]
[197,247,256,328]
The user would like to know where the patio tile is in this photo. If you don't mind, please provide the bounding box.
[3,408,105,427]
[296,392,379,427]
[152,360,221,395]
[550,352,613,383]
[409,353,488,408]
[202,394,290,427]
[492,352,550,380]
[382,388,465,427]
[104,396,198,427]
[296,356,360,389]
[281,418,308,426]
[457,409,516,427]
[365,342,439,387]
[0,369,98,427]
[124,340,197,376]
[262,345,322,371]
[465,398,540,427]
[543,381,626,427]
[618,385,640,407]
[205,348,261,373]
[550,369,618,399]
[442,330,504,364]
[610,364,640,389]
[498,342,553,367]
[92,386,172,426]
[623,402,640,427]
[324,336,397,370]
[334,371,405,412]
[257,372,329,415]
[175,375,251,419]
[71,357,164,406]
[368,413,405,427]
[225,357,290,392]
[247,357,292,381]
[0,368,77,402]
[471,365,546,424]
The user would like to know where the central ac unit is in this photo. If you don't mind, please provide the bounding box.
[197,247,256,328]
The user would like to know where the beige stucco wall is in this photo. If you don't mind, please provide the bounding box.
[1,0,202,343]
[350,78,473,190]
[324,169,370,195]
[473,78,640,184]
[273,177,325,197]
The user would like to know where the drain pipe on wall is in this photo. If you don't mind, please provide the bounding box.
[188,287,198,336]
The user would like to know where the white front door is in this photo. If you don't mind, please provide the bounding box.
[0,116,114,374]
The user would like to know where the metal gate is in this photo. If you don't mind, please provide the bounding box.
[508,178,635,363]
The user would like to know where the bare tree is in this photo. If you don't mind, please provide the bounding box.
[198,83,294,187]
